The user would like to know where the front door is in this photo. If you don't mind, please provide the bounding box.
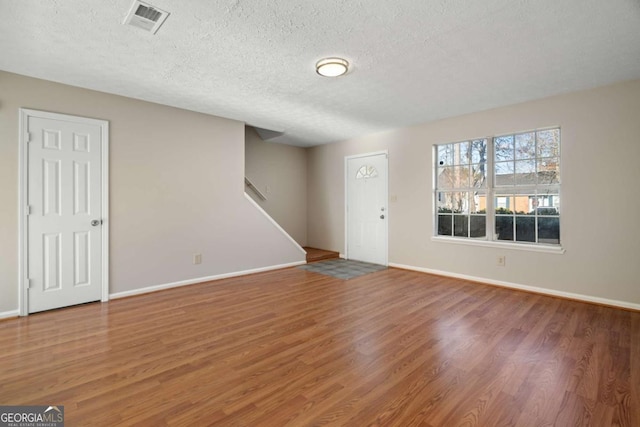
[23,110,108,313]
[346,152,388,265]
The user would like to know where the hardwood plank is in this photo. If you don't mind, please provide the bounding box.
[0,267,638,426]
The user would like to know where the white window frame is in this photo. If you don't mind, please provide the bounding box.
[432,128,564,254]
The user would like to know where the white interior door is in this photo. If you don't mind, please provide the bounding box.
[23,110,108,313]
[346,153,388,265]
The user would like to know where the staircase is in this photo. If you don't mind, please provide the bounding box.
[303,247,340,263]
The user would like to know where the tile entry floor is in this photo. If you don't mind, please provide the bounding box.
[298,258,387,280]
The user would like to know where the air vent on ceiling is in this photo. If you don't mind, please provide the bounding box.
[124,1,169,34]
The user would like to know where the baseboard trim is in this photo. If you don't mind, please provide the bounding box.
[389,262,640,312]
[110,261,306,300]
[0,310,19,320]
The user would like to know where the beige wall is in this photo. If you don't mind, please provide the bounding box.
[245,127,307,246]
[0,71,304,315]
[307,79,640,305]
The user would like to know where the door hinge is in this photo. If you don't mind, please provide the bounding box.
[26,205,33,216]
[25,131,32,143]
[26,278,31,289]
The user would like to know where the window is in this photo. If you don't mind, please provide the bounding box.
[435,128,560,246]
[436,139,488,238]
[356,165,378,179]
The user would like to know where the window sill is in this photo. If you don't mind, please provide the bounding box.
[431,236,565,254]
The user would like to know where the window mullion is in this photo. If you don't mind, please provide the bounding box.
[486,137,495,241]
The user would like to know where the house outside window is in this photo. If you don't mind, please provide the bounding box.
[435,128,560,246]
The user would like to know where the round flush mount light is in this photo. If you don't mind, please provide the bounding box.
[316,57,349,77]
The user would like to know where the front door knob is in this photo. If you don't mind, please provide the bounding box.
[91,219,102,226]
[380,215,385,219]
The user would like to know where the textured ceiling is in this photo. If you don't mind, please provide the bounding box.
[1,0,639,147]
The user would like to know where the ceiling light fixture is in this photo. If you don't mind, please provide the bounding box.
[316,57,349,77]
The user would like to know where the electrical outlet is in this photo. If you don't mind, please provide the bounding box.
[193,253,202,265]
[497,256,506,267]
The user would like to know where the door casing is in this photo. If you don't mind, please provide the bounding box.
[344,150,389,265]
[18,108,110,316]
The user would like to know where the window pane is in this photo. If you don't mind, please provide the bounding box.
[438,215,453,236]
[515,160,536,186]
[495,216,513,241]
[458,167,470,189]
[515,216,535,242]
[537,129,560,158]
[495,135,514,161]
[471,163,487,188]
[531,192,559,215]
[495,161,514,186]
[454,215,468,237]
[515,132,535,159]
[437,166,469,189]
[436,167,453,189]
[538,216,560,244]
[452,192,469,213]
[437,192,470,213]
[437,167,451,189]
[356,165,378,179]
[471,192,487,213]
[438,144,454,167]
[495,192,532,214]
[513,192,532,214]
[456,141,470,165]
[436,192,454,212]
[470,215,486,238]
[470,139,487,164]
[494,195,514,214]
[537,158,560,184]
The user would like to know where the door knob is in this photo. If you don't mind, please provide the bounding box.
[91,219,102,226]
[380,215,385,219]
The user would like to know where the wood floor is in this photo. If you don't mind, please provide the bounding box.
[1,267,638,426]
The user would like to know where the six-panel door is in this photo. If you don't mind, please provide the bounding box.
[27,116,103,313]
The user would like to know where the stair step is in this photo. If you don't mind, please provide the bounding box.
[303,247,340,263]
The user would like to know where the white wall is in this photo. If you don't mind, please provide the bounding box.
[245,127,307,246]
[307,79,640,306]
[0,71,305,315]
